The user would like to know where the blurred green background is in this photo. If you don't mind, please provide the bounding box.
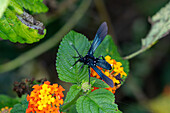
[0,0,170,113]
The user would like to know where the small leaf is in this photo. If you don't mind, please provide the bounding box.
[64,84,81,104]
[95,35,129,81]
[14,0,48,13]
[56,31,90,83]
[0,0,10,18]
[91,77,109,88]
[76,89,119,113]
[11,99,28,113]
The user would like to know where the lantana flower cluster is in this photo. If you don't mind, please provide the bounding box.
[26,81,65,113]
[91,55,127,93]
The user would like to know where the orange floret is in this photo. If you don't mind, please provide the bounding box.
[91,55,127,94]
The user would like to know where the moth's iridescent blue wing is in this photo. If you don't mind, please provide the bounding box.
[88,22,108,55]
[90,63,114,87]
[96,59,112,70]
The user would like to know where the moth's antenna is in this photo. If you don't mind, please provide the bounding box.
[69,42,82,58]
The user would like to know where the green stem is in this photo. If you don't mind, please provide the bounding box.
[0,0,91,73]
[61,91,82,112]
[123,47,148,60]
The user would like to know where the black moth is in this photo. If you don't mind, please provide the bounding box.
[70,22,114,87]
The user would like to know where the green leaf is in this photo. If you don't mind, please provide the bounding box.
[116,110,122,113]
[11,99,28,113]
[94,35,129,81]
[0,95,19,109]
[68,105,78,113]
[91,77,109,88]
[0,0,10,18]
[0,7,46,43]
[64,84,81,104]
[14,0,48,13]
[56,31,90,83]
[76,89,119,113]
[8,0,23,14]
[142,2,170,48]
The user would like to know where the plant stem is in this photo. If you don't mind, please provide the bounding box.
[61,91,82,112]
[123,48,145,60]
[123,44,152,60]
[0,0,92,73]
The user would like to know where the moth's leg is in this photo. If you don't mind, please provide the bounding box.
[88,66,90,85]
[70,60,79,69]
[70,43,82,57]
[98,55,105,60]
[79,64,85,73]
[72,56,80,58]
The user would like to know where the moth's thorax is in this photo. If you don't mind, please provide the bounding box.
[79,54,97,66]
